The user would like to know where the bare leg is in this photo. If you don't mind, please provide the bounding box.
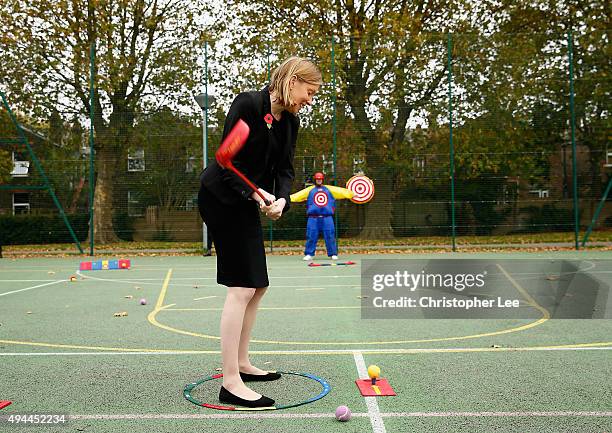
[220,287,261,400]
[238,287,268,374]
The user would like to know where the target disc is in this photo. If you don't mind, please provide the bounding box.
[313,191,329,207]
[346,175,375,204]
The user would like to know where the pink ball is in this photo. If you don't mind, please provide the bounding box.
[139,298,147,305]
[335,405,351,422]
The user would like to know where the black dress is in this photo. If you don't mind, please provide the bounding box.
[198,86,298,288]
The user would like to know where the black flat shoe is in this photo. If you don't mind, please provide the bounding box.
[219,386,275,408]
[239,371,282,382]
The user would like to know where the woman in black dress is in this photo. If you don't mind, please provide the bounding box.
[199,57,321,408]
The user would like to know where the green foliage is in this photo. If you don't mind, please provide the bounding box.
[112,212,136,241]
[0,0,216,240]
[0,214,89,245]
[0,0,214,122]
[454,177,513,236]
[0,148,12,185]
[128,108,201,210]
[519,204,574,233]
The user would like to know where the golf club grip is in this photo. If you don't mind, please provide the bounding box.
[227,164,272,206]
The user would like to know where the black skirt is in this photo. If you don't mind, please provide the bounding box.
[198,186,269,288]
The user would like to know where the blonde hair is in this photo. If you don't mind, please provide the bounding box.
[269,56,322,107]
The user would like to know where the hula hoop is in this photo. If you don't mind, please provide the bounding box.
[183,371,331,411]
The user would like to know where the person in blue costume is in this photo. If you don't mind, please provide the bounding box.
[291,172,354,261]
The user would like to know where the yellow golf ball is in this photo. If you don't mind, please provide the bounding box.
[367,365,380,379]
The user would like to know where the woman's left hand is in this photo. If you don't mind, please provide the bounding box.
[265,198,286,221]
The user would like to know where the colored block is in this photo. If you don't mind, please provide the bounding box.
[0,400,12,410]
[355,378,396,396]
[81,259,129,271]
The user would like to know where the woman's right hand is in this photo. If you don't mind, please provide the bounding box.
[251,188,276,210]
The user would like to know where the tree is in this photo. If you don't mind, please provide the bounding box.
[222,0,494,238]
[0,0,214,242]
[0,110,16,185]
[131,108,201,212]
[476,0,611,219]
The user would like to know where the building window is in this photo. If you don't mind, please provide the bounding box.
[606,151,612,167]
[13,192,30,215]
[353,155,365,175]
[529,189,549,199]
[185,193,198,211]
[497,180,518,205]
[185,156,197,173]
[321,154,334,176]
[413,156,426,177]
[11,152,30,177]
[300,156,315,184]
[127,149,145,172]
[127,191,144,216]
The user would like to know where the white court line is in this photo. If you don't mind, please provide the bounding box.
[60,411,612,420]
[1,346,612,356]
[76,270,358,287]
[353,351,386,433]
[0,280,66,297]
[165,306,361,312]
[0,279,57,282]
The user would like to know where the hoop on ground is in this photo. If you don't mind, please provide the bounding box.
[183,371,331,411]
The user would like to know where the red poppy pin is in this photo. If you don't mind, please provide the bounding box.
[264,113,273,129]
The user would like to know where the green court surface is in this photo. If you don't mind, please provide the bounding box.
[1,252,611,433]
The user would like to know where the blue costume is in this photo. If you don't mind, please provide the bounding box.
[304,186,337,257]
[291,172,355,260]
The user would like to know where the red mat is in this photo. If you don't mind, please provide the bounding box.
[308,261,355,267]
[355,378,396,396]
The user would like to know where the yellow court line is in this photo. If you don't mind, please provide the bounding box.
[155,269,173,310]
[145,264,551,346]
[497,264,551,320]
[0,261,607,354]
[150,309,548,346]
[0,338,609,355]
[0,338,213,353]
[165,303,537,312]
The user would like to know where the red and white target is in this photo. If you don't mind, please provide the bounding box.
[346,175,375,204]
[313,191,329,207]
